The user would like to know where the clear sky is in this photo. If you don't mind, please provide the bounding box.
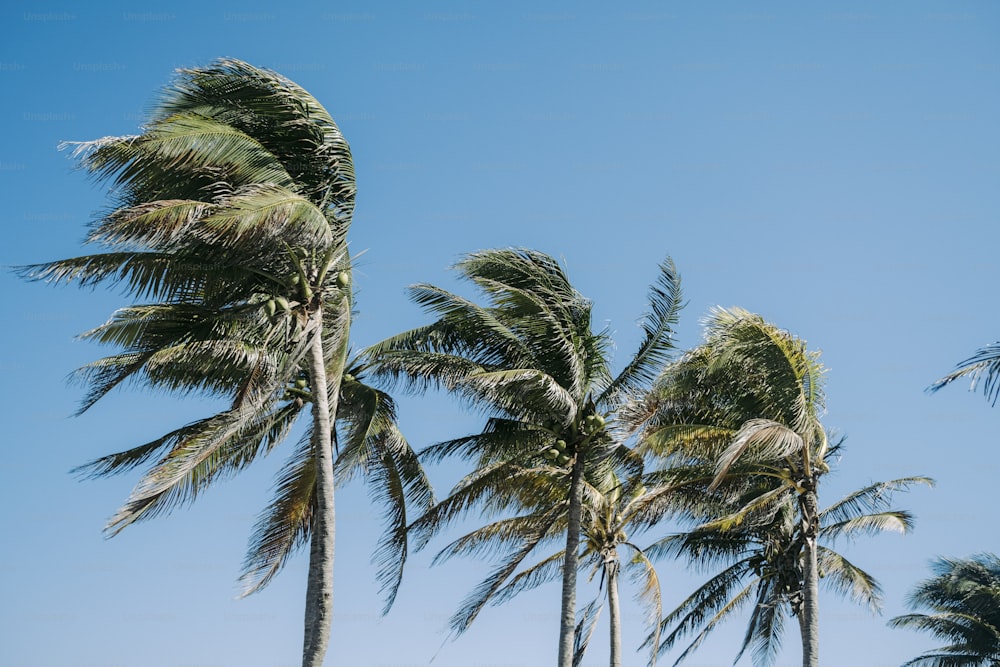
[2,2,999,666]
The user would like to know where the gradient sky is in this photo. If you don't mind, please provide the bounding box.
[2,2,999,666]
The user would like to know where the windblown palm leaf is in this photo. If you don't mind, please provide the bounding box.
[930,343,1000,406]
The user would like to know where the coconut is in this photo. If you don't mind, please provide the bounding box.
[336,271,350,287]
[545,448,559,460]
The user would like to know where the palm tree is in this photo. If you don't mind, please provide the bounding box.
[889,553,1000,667]
[634,307,930,667]
[367,248,683,667]
[930,343,1000,405]
[416,462,670,667]
[648,473,932,666]
[21,59,431,667]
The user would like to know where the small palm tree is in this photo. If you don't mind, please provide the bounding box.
[634,307,931,667]
[889,553,1000,667]
[367,248,683,667]
[930,343,1000,405]
[635,307,829,666]
[417,464,669,667]
[21,59,430,667]
[648,473,932,666]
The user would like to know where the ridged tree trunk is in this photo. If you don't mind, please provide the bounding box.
[557,452,586,667]
[302,306,341,667]
[797,485,820,667]
[605,554,622,667]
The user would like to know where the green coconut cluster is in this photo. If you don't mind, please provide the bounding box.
[282,372,311,403]
[540,412,607,468]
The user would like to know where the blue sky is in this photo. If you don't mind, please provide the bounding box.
[2,2,999,666]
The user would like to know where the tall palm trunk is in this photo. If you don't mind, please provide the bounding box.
[797,485,820,667]
[302,306,340,667]
[605,554,622,667]
[558,453,586,667]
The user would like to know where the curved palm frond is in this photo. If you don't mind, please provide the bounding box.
[238,432,315,596]
[599,257,684,408]
[106,394,303,535]
[929,342,1000,405]
[650,561,757,666]
[573,598,604,667]
[820,477,934,529]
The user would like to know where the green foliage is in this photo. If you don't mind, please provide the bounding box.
[646,475,931,666]
[21,59,430,619]
[633,308,932,666]
[930,342,1000,406]
[890,554,1000,667]
[366,249,684,665]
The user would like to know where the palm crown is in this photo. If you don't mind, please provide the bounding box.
[633,307,931,667]
[890,553,1000,667]
[21,59,429,667]
[367,248,682,666]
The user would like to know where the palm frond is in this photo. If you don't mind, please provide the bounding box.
[820,511,914,542]
[737,578,786,667]
[816,547,882,611]
[406,461,555,550]
[929,342,1000,405]
[86,199,216,249]
[457,368,579,423]
[418,418,548,465]
[653,564,756,667]
[158,58,355,218]
[572,597,604,667]
[491,550,568,606]
[446,505,563,635]
[622,544,664,666]
[72,416,218,478]
[712,419,804,486]
[105,396,301,535]
[455,248,604,398]
[200,183,333,247]
[599,256,683,407]
[820,476,934,527]
[239,432,314,596]
[890,553,1000,666]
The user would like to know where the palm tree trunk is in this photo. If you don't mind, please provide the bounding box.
[797,486,820,667]
[302,307,339,667]
[606,555,622,667]
[557,452,585,667]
